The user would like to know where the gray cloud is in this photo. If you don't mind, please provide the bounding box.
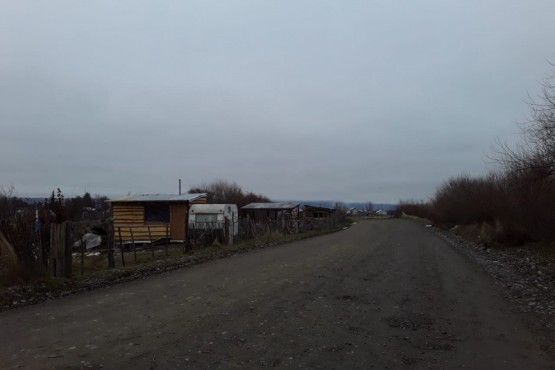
[2,0,555,202]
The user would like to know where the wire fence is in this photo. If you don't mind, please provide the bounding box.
[1,213,346,280]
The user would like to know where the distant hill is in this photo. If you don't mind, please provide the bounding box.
[23,198,45,204]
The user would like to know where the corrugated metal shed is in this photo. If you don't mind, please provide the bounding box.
[241,202,300,210]
[109,193,207,203]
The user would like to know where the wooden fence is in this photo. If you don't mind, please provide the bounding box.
[38,214,346,278]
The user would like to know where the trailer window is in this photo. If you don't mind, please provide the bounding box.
[195,214,218,222]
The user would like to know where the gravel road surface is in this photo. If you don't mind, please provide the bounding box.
[1,219,553,369]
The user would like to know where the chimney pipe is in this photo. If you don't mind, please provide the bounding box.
[179,179,182,195]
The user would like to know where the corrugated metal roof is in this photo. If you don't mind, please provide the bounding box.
[241,202,300,210]
[108,193,207,203]
[303,205,334,212]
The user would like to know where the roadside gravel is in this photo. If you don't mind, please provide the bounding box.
[438,229,555,348]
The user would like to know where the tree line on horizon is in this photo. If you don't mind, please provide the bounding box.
[0,180,272,223]
[0,186,109,223]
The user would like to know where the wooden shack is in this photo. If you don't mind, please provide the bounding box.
[303,205,335,220]
[241,203,300,222]
[109,194,207,243]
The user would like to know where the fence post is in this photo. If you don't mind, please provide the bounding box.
[165,225,169,257]
[118,227,125,267]
[147,226,154,259]
[130,228,137,263]
[64,222,73,277]
[49,224,58,277]
[107,223,115,268]
[49,222,73,278]
[183,214,189,253]
[40,224,49,268]
[186,223,189,254]
[80,233,85,275]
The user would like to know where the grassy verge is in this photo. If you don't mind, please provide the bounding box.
[401,213,433,225]
[1,222,351,310]
[448,222,555,258]
[72,223,350,279]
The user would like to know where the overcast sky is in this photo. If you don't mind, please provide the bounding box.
[2,1,555,203]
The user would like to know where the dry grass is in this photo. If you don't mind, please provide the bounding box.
[449,223,555,261]
[70,223,351,279]
[401,213,433,225]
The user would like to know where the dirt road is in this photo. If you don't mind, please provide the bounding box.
[1,220,553,369]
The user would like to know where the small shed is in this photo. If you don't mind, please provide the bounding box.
[189,204,239,236]
[241,203,300,222]
[109,193,207,243]
[303,205,335,220]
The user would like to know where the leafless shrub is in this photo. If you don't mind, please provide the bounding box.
[495,170,555,243]
[397,200,433,221]
[0,230,20,284]
[189,179,270,208]
[0,213,45,284]
[402,62,555,245]
[0,185,27,221]
[430,173,503,229]
[401,169,555,245]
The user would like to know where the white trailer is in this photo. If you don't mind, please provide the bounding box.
[188,204,239,237]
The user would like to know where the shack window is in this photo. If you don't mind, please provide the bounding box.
[144,204,170,223]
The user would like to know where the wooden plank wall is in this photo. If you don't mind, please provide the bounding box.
[112,203,168,241]
[115,225,168,241]
[113,204,144,225]
[170,204,187,240]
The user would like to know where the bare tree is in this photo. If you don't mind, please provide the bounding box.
[0,185,27,220]
[496,61,555,179]
[189,179,270,207]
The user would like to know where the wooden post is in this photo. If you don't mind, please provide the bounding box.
[49,222,73,278]
[49,224,58,277]
[185,226,188,254]
[224,218,228,245]
[165,225,169,256]
[64,222,73,277]
[186,223,193,252]
[147,226,154,259]
[107,223,115,268]
[183,209,189,253]
[118,227,125,267]
[80,233,85,275]
[130,228,137,263]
